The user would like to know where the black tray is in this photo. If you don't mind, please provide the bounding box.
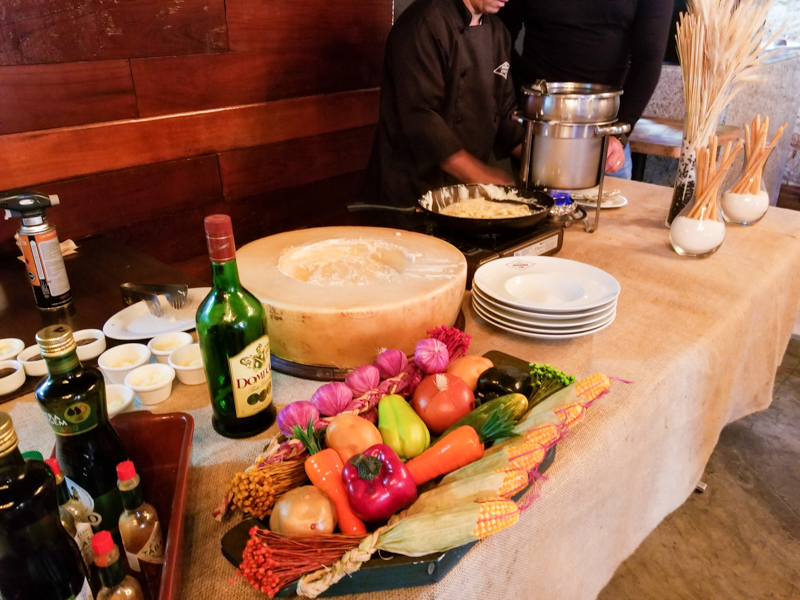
[222,349,552,596]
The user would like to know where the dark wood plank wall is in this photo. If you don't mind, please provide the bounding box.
[0,0,392,279]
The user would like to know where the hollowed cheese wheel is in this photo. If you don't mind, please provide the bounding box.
[237,227,467,369]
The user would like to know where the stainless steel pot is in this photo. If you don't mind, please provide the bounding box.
[522,80,622,123]
[520,120,631,190]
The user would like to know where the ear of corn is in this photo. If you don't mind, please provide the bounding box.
[519,373,610,427]
[554,402,586,431]
[574,373,611,406]
[441,450,512,484]
[376,499,519,556]
[511,407,563,436]
[406,469,528,516]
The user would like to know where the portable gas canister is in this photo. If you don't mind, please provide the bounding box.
[1,190,73,310]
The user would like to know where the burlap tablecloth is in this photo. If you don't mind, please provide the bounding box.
[4,179,800,600]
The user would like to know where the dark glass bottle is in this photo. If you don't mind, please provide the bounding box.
[117,461,163,600]
[92,531,145,600]
[196,214,276,438]
[0,412,95,600]
[34,324,127,539]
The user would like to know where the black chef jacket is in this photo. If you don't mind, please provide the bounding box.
[365,0,523,207]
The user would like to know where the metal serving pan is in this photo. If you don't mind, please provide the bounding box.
[521,80,622,123]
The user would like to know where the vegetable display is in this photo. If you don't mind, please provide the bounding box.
[341,444,418,522]
[218,325,615,599]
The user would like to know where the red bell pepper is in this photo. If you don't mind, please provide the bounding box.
[342,444,418,522]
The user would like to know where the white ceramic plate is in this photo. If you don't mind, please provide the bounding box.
[473,300,616,339]
[473,257,620,313]
[472,291,616,328]
[572,195,628,210]
[103,288,210,341]
[472,284,617,320]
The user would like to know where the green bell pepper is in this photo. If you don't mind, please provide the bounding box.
[378,394,430,461]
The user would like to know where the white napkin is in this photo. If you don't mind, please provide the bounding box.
[569,186,621,201]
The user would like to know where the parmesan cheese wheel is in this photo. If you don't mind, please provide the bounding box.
[236,227,467,369]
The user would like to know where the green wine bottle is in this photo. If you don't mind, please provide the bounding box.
[0,412,95,600]
[196,214,276,438]
[34,324,127,540]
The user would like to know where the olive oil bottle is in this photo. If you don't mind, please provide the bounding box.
[0,412,95,600]
[34,324,127,539]
[196,214,276,438]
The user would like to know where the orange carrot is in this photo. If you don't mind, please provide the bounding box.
[304,448,367,535]
[405,426,484,486]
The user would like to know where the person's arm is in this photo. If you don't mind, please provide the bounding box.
[440,150,516,185]
[617,0,673,132]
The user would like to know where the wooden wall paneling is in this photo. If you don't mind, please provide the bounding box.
[0,89,381,190]
[219,126,375,202]
[0,60,137,135]
[227,0,393,52]
[0,157,222,257]
[131,47,384,117]
[0,0,229,66]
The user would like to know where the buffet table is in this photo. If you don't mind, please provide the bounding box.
[3,179,800,600]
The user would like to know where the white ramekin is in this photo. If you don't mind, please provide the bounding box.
[98,343,151,385]
[148,331,194,364]
[168,343,206,386]
[124,363,175,405]
[17,345,48,377]
[74,329,106,362]
[0,360,26,395]
[0,338,25,361]
[105,383,135,417]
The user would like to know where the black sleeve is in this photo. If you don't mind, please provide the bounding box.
[617,0,674,133]
[388,18,465,170]
[496,0,526,90]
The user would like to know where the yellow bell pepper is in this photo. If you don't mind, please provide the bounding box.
[378,394,430,461]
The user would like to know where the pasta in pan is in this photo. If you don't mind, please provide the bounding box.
[439,198,532,219]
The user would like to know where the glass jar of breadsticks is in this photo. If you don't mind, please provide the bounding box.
[720,115,786,226]
[670,136,743,258]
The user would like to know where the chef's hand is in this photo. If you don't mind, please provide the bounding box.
[441,150,515,185]
[605,136,625,174]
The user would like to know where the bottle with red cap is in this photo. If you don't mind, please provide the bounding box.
[91,531,145,600]
[46,457,94,569]
[195,214,276,438]
[116,460,162,600]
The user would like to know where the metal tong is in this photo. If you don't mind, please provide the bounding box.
[120,283,188,318]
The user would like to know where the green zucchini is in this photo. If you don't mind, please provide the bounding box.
[440,393,528,439]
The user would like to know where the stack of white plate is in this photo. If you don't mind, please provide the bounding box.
[471,256,620,339]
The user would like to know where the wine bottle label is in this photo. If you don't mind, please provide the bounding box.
[42,401,98,436]
[64,477,96,512]
[74,521,94,568]
[126,520,164,571]
[229,336,273,419]
[66,577,94,600]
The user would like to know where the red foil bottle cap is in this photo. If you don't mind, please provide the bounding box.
[92,530,115,555]
[116,460,136,481]
[44,457,61,476]
[204,214,236,263]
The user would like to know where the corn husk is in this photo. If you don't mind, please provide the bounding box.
[406,469,528,516]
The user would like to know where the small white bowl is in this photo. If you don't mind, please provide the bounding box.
[17,345,48,377]
[168,343,206,386]
[0,339,25,361]
[0,360,25,395]
[105,384,135,417]
[98,343,151,385]
[124,363,175,405]
[148,331,193,364]
[74,329,106,362]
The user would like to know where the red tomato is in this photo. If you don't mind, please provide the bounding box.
[410,373,475,434]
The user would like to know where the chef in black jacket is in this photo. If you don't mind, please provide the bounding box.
[366,0,523,207]
[498,0,673,178]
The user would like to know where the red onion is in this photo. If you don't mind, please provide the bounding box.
[345,364,381,395]
[373,348,409,378]
[413,338,450,374]
[426,325,471,360]
[310,382,357,416]
[276,401,321,437]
